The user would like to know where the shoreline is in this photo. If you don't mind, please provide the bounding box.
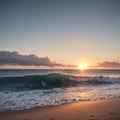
[0,98,120,120]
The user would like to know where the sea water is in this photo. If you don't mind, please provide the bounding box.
[0,69,120,111]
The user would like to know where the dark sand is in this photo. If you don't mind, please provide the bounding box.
[0,98,120,120]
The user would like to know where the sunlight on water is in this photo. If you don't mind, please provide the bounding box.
[0,84,120,111]
[0,69,120,111]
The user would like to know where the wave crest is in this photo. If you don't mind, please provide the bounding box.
[0,73,120,91]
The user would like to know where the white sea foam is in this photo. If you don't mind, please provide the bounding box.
[69,76,120,83]
[0,70,120,111]
[0,84,120,111]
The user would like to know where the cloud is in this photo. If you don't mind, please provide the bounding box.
[94,61,120,68]
[0,51,76,67]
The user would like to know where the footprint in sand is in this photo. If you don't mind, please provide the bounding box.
[109,112,113,115]
[90,115,94,117]
[109,112,119,115]
[89,115,99,120]
[49,118,56,120]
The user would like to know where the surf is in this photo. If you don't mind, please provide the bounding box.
[0,73,120,91]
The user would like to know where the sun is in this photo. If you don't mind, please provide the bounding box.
[77,63,88,70]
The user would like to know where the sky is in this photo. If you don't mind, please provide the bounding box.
[0,0,120,69]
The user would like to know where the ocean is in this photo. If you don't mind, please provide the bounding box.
[0,69,120,111]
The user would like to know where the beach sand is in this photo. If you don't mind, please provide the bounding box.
[0,98,120,120]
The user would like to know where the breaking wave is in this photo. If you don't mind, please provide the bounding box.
[0,73,120,111]
[0,73,120,91]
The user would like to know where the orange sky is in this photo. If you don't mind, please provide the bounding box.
[0,1,120,69]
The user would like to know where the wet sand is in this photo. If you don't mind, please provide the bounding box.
[0,98,120,120]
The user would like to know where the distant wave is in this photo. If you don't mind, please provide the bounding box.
[0,73,120,91]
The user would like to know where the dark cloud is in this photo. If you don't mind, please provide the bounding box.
[0,51,76,67]
[95,61,120,68]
